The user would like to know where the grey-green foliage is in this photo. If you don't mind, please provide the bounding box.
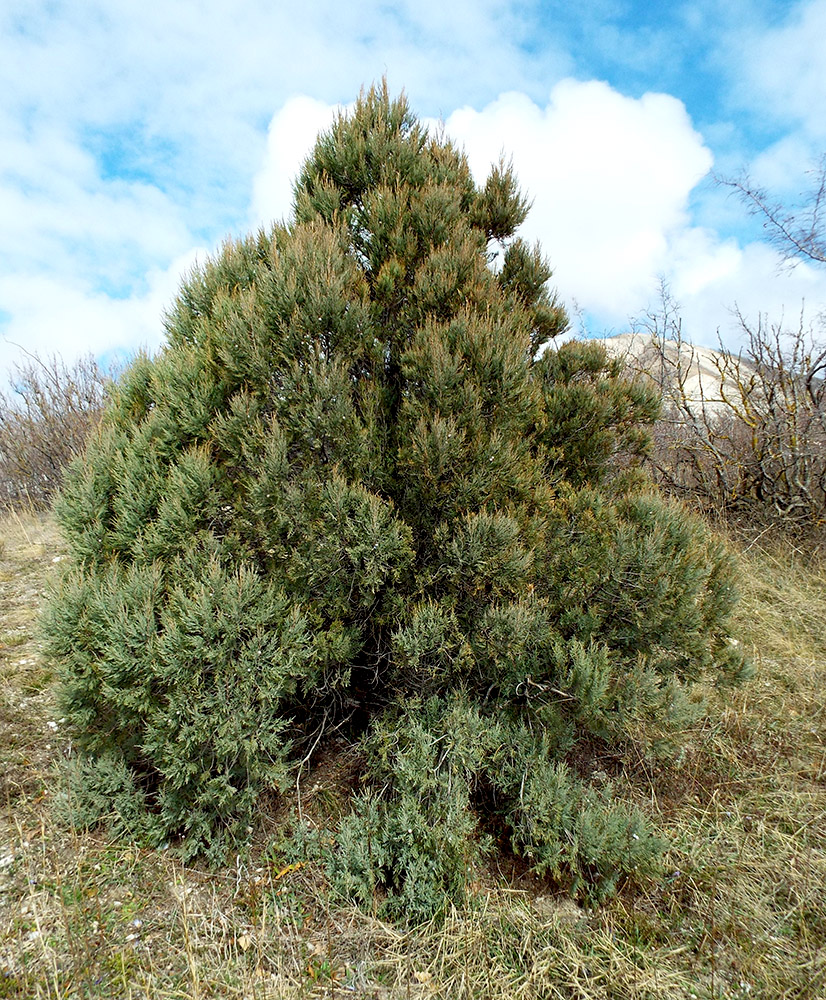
[330,698,490,923]
[328,695,663,918]
[43,82,747,906]
[55,751,151,845]
[47,553,312,862]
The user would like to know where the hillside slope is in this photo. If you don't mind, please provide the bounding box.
[596,332,746,415]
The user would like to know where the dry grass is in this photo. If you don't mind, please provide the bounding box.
[1,511,824,999]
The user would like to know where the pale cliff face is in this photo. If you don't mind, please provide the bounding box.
[596,332,754,417]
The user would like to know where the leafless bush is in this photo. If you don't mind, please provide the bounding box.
[0,350,111,510]
[626,288,826,528]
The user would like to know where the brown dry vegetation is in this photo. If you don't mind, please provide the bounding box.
[1,510,824,999]
[0,353,108,513]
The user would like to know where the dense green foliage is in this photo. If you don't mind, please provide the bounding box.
[43,84,747,913]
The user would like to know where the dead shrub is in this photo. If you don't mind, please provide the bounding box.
[0,350,111,510]
[625,287,826,533]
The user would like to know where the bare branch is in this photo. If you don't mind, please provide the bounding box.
[716,156,826,269]
[0,351,112,509]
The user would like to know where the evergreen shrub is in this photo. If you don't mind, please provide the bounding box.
[43,83,748,912]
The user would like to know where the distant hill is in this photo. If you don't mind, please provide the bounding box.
[594,332,751,417]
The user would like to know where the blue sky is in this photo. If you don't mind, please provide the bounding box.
[2,0,825,375]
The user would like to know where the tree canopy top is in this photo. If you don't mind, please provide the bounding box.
[45,83,746,907]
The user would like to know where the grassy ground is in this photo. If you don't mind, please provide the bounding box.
[0,510,824,999]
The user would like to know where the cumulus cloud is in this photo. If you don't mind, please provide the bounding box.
[443,81,714,319]
[0,249,204,375]
[0,123,190,287]
[0,0,547,185]
[446,82,826,348]
[0,0,558,379]
[0,112,197,373]
[2,1,825,378]
[250,80,716,321]
[250,97,342,228]
[721,0,826,200]
[661,233,826,348]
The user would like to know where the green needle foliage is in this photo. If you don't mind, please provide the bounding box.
[43,83,748,910]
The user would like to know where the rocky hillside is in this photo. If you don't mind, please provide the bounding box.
[596,332,748,416]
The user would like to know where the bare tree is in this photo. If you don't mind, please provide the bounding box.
[624,283,826,527]
[0,349,112,509]
[717,155,826,269]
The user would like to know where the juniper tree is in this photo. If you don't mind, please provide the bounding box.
[44,83,748,909]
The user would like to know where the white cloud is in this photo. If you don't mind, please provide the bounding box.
[250,97,343,228]
[0,1,548,185]
[252,81,716,325]
[741,0,826,143]
[668,239,826,350]
[0,115,198,374]
[0,1,560,380]
[2,0,825,381]
[667,228,743,301]
[0,249,204,375]
[443,81,713,318]
[747,134,821,194]
[721,0,826,204]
